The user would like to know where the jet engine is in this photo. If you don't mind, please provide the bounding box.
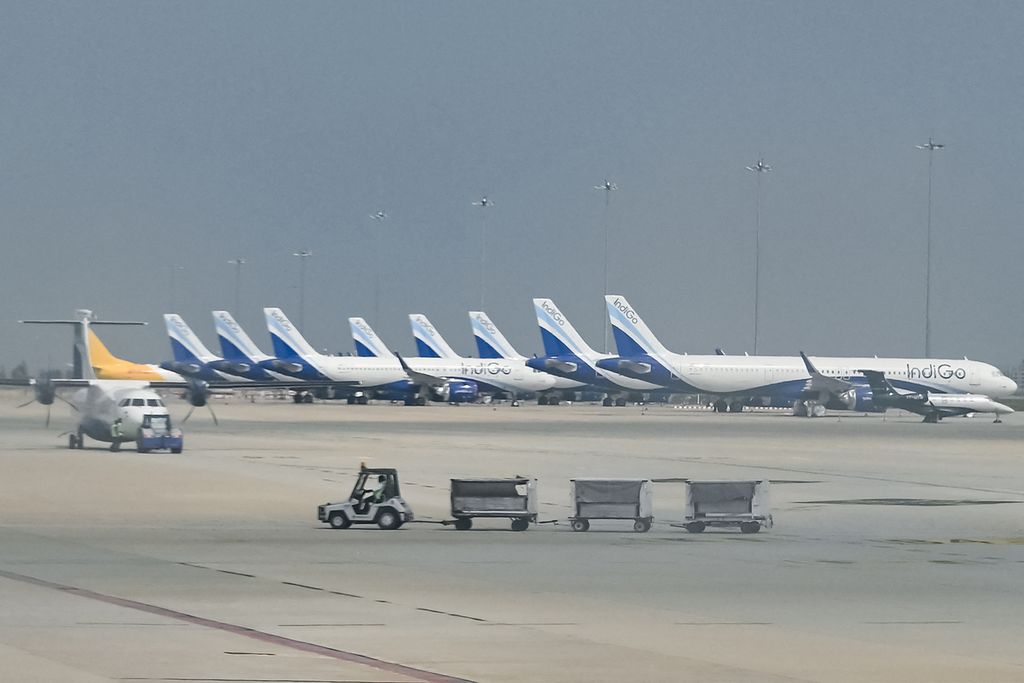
[431,380,478,403]
[826,385,881,412]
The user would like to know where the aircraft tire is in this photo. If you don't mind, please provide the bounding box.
[602,397,613,407]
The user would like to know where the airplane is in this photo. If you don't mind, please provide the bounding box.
[265,307,419,404]
[5,310,229,452]
[212,310,300,382]
[597,295,1018,417]
[525,298,671,406]
[858,368,1013,423]
[348,315,579,404]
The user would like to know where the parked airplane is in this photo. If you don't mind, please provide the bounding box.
[348,315,578,404]
[212,310,299,382]
[162,314,255,381]
[525,298,669,406]
[597,295,1017,416]
[858,368,1013,423]
[265,308,418,404]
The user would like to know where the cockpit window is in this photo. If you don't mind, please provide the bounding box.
[147,399,160,406]
[119,399,130,407]
[131,398,145,406]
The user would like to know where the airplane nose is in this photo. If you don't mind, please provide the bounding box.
[1005,379,1018,396]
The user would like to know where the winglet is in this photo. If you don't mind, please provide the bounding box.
[799,351,820,376]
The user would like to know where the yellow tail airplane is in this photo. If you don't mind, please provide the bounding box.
[86,328,184,381]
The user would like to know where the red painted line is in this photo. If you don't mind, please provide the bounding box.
[0,569,473,683]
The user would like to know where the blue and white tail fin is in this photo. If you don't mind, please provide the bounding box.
[469,311,524,360]
[213,311,272,363]
[533,299,600,361]
[604,295,670,357]
[164,314,219,364]
[349,317,391,358]
[264,307,318,360]
[409,314,460,359]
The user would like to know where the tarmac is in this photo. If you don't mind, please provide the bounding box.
[1,389,1023,682]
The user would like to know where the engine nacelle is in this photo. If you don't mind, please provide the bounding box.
[35,379,56,406]
[209,359,251,374]
[161,361,203,376]
[431,380,478,403]
[268,359,303,374]
[826,385,880,413]
[185,379,211,407]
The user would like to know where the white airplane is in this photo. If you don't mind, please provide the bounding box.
[409,314,460,359]
[598,295,1018,417]
[348,315,576,403]
[5,311,215,451]
[264,307,416,403]
[469,310,526,360]
[524,298,668,406]
[858,368,1013,423]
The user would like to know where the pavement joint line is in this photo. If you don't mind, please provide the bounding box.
[415,608,487,622]
[0,568,475,683]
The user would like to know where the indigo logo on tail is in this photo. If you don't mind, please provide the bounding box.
[612,297,639,324]
[474,314,497,334]
[353,319,377,339]
[271,310,292,331]
[541,301,566,327]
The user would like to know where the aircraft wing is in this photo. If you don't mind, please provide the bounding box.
[394,353,448,387]
[0,378,93,389]
[799,352,855,393]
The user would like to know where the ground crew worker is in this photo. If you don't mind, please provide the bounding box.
[371,474,388,502]
[110,418,123,452]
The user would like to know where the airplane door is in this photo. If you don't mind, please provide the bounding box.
[968,366,981,389]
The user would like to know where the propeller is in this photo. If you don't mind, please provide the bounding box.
[16,379,63,427]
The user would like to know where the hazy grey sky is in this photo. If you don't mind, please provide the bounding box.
[2,1,1023,372]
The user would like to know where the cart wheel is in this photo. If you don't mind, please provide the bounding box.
[376,508,402,530]
[739,522,761,534]
[328,512,351,529]
[570,519,590,532]
[684,522,706,533]
[634,519,651,533]
[510,518,529,532]
[454,517,473,531]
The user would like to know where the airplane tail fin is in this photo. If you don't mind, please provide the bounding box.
[164,314,218,364]
[604,295,669,357]
[21,309,146,379]
[533,298,598,360]
[409,314,459,358]
[469,311,524,359]
[264,308,318,360]
[212,311,270,363]
[349,317,391,358]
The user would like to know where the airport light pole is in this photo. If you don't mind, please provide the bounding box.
[370,211,387,324]
[472,196,491,310]
[916,138,944,358]
[594,179,617,352]
[228,257,246,314]
[745,159,771,355]
[292,250,313,330]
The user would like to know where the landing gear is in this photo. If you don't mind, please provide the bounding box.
[923,412,941,424]
[68,433,83,449]
[510,400,520,407]
[614,397,627,407]
[713,398,729,413]
[729,401,745,413]
[537,395,549,405]
[602,397,613,407]
[547,396,560,406]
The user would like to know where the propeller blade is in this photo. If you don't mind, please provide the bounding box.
[181,406,196,425]
[45,406,51,429]
[16,398,36,409]
[206,404,219,426]
[55,395,79,411]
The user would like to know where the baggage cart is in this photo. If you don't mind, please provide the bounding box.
[569,479,654,532]
[450,477,537,531]
[681,479,772,533]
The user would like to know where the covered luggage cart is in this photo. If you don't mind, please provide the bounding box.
[569,479,653,532]
[450,477,537,531]
[681,479,772,533]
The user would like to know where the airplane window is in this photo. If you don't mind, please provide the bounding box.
[147,399,160,406]
[131,398,145,406]
[157,399,165,406]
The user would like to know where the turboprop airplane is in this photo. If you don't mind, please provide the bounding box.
[6,311,230,452]
[525,298,669,406]
[597,295,1017,417]
[349,315,577,404]
[858,368,1013,423]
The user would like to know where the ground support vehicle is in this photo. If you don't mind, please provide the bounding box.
[680,480,772,533]
[569,479,654,532]
[135,414,184,453]
[449,477,537,531]
[318,466,413,530]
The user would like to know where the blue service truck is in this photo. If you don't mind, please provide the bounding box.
[136,414,184,453]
